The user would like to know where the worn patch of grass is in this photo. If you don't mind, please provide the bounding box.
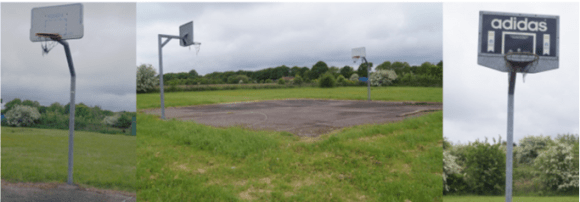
[137,111,443,201]
[443,196,579,202]
[1,127,136,192]
[137,86,442,109]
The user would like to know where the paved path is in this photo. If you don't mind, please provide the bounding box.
[144,99,442,137]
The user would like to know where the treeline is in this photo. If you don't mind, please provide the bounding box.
[443,134,579,196]
[157,60,442,87]
[1,98,135,135]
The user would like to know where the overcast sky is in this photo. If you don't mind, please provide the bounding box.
[1,3,136,112]
[443,3,579,144]
[136,3,442,76]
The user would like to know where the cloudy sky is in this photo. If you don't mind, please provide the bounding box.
[443,3,579,144]
[136,3,442,76]
[1,3,136,112]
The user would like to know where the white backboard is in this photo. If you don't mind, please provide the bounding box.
[352,47,366,59]
[30,3,84,42]
[180,21,194,47]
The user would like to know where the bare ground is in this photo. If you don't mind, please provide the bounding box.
[1,180,135,202]
[143,99,442,137]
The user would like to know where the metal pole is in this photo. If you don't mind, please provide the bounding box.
[58,40,75,185]
[363,57,371,101]
[158,35,166,119]
[506,71,516,202]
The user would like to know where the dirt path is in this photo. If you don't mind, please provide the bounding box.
[144,99,442,137]
[1,180,135,202]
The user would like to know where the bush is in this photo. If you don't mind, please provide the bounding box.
[277,78,286,85]
[293,75,303,85]
[349,73,359,82]
[516,135,553,165]
[6,105,41,127]
[137,64,159,93]
[336,75,346,85]
[534,140,579,192]
[318,73,336,88]
[443,150,463,193]
[115,113,133,128]
[370,69,398,86]
[462,138,506,195]
[103,114,120,126]
[265,79,273,83]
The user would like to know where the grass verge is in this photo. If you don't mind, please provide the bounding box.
[137,86,442,109]
[137,111,443,201]
[1,127,136,192]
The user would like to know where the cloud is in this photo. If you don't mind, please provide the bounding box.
[2,3,136,112]
[136,3,442,76]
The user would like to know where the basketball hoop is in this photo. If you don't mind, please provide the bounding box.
[36,33,62,55]
[504,52,539,82]
[194,43,201,56]
[352,56,360,63]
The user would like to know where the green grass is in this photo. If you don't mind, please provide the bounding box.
[443,196,579,202]
[1,127,136,192]
[137,86,442,109]
[137,111,443,202]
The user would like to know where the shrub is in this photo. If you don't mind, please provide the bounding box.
[115,113,133,128]
[534,140,579,192]
[265,79,273,83]
[277,78,286,85]
[103,114,120,126]
[516,135,553,165]
[462,138,505,195]
[336,75,346,85]
[370,69,398,86]
[6,105,41,127]
[319,73,336,88]
[349,73,359,82]
[443,150,463,192]
[137,64,159,93]
[293,75,303,85]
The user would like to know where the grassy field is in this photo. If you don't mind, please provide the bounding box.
[444,196,579,202]
[1,127,136,192]
[137,111,443,201]
[137,86,442,109]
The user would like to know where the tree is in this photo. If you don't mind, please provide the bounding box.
[340,65,354,78]
[293,74,303,85]
[3,98,22,114]
[6,105,41,127]
[349,73,359,82]
[137,64,159,93]
[375,61,392,70]
[534,140,579,192]
[356,62,373,78]
[311,61,329,80]
[188,69,199,79]
[328,66,341,78]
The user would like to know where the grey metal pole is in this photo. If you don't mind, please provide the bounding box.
[58,40,76,185]
[158,35,166,120]
[506,71,516,202]
[363,57,371,101]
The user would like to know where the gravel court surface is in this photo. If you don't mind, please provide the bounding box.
[1,180,136,202]
[144,99,442,137]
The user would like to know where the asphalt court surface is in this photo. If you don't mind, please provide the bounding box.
[145,99,442,137]
[1,181,136,202]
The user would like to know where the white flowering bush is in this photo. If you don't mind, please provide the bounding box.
[370,69,398,86]
[137,64,159,93]
[443,150,463,192]
[103,114,121,126]
[349,73,359,82]
[6,105,41,127]
[534,140,579,191]
[516,135,553,165]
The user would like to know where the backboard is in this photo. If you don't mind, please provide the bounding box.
[180,21,194,47]
[352,47,366,60]
[30,3,84,42]
[478,11,559,73]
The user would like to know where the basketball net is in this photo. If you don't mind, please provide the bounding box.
[504,51,539,83]
[353,56,360,63]
[189,43,201,56]
[36,33,61,56]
